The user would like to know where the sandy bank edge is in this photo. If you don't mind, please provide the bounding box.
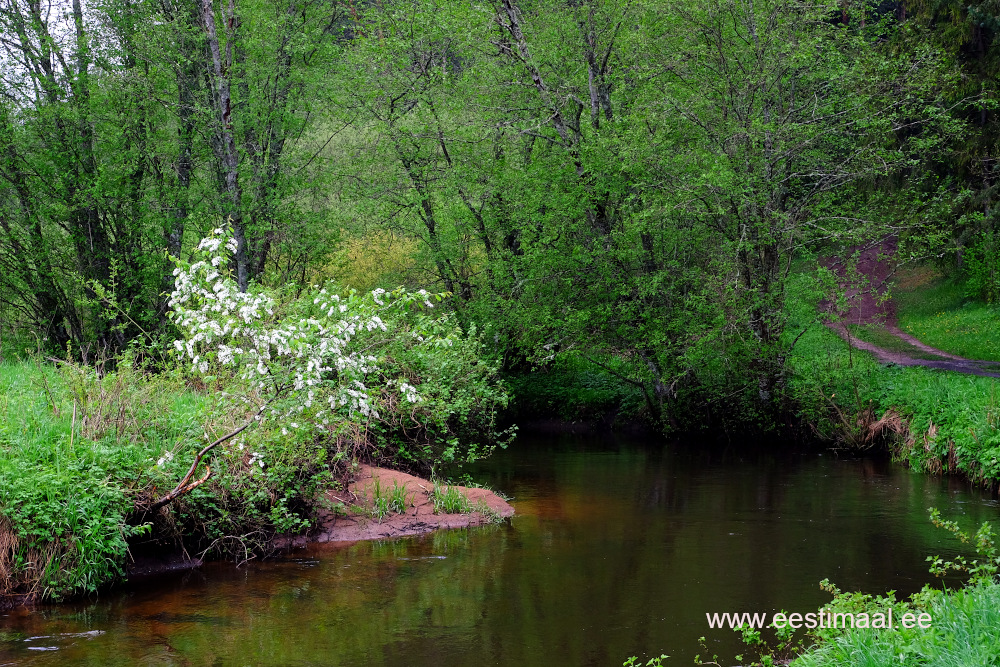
[277,464,514,548]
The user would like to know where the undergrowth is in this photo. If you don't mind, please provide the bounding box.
[0,356,203,598]
[0,354,464,599]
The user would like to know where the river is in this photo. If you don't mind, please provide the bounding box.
[0,431,995,665]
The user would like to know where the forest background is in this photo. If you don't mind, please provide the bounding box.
[1,0,1000,605]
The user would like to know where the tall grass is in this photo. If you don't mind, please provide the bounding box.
[0,358,201,598]
[0,355,337,600]
[791,581,1000,667]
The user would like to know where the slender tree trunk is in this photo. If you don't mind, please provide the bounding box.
[202,0,251,291]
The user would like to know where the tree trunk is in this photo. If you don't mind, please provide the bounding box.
[202,0,251,291]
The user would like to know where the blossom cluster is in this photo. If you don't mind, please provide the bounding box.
[168,228,449,423]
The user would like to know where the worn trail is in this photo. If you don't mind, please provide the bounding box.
[823,237,1000,378]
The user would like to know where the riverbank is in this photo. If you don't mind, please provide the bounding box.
[787,248,1000,488]
[0,356,512,607]
[280,464,513,547]
[126,465,513,584]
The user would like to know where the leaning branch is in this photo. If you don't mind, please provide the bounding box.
[147,398,275,513]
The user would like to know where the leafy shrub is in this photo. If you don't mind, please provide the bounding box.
[964,229,1000,303]
[0,227,512,600]
[169,227,511,473]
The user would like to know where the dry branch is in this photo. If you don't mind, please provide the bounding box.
[147,398,274,514]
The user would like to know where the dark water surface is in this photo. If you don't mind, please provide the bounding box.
[1,432,997,666]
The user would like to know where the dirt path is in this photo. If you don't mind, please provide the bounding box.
[823,237,1000,378]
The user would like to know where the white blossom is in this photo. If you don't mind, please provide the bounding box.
[169,228,456,428]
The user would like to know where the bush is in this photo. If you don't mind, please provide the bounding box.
[964,229,1000,304]
[168,227,511,474]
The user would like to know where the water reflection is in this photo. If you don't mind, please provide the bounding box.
[0,433,996,666]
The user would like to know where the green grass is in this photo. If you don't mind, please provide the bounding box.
[791,580,1000,667]
[894,271,1000,363]
[431,484,471,514]
[369,478,410,521]
[0,357,341,600]
[0,358,207,598]
[788,270,1000,483]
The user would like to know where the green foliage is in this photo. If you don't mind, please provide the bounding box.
[169,227,511,473]
[504,355,647,423]
[622,655,668,667]
[0,358,198,598]
[790,580,1000,667]
[431,485,471,515]
[926,507,1000,583]
[963,229,1000,303]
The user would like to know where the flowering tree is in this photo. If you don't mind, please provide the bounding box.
[153,228,507,512]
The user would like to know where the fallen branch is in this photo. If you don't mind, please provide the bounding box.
[147,399,274,514]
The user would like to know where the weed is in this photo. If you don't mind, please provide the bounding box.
[926,507,1000,583]
[368,478,410,521]
[623,655,669,666]
[472,500,507,524]
[431,485,470,514]
[387,481,410,514]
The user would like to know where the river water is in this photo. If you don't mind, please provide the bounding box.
[0,432,996,666]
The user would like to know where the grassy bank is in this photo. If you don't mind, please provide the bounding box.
[0,357,337,600]
[0,233,512,604]
[791,579,1000,666]
[786,511,1000,667]
[0,349,507,601]
[894,267,1000,363]
[788,269,1000,485]
[705,268,1000,666]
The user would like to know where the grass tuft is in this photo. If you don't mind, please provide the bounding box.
[431,485,470,514]
[368,478,410,521]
